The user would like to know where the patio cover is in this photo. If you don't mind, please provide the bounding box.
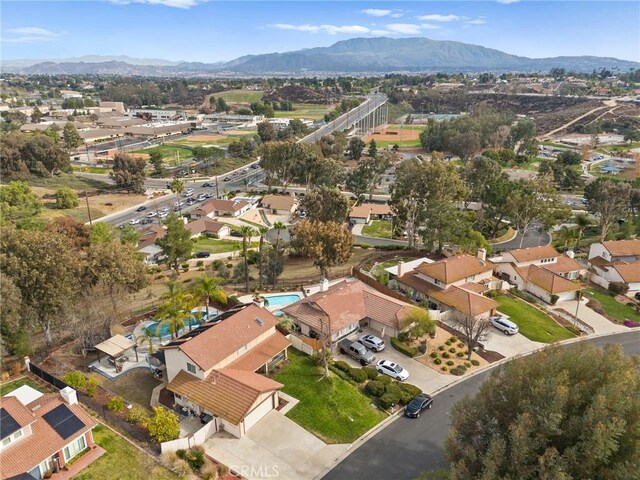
[95,334,134,358]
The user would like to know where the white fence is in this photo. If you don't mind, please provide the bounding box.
[287,333,316,355]
[160,419,218,454]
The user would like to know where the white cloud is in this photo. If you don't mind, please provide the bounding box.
[362,8,392,17]
[386,23,423,35]
[466,17,487,25]
[417,14,461,22]
[390,13,404,18]
[497,0,520,4]
[271,24,371,35]
[3,27,64,43]
[420,23,442,30]
[110,0,203,9]
[371,29,392,36]
[322,25,371,35]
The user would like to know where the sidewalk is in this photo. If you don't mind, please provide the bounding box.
[552,299,627,335]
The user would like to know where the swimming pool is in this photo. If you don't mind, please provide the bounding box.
[263,293,302,308]
[144,318,201,338]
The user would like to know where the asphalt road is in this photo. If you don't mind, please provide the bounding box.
[322,331,640,480]
[492,223,552,252]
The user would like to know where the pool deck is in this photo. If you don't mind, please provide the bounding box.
[88,347,155,380]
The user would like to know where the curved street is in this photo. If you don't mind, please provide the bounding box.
[322,331,640,480]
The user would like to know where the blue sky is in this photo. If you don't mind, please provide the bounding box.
[1,1,638,62]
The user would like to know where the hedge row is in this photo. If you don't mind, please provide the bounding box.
[390,337,417,358]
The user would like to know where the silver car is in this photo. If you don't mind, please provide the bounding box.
[490,315,519,335]
[358,334,386,352]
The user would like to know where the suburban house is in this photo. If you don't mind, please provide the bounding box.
[137,224,166,265]
[185,218,230,239]
[282,278,415,340]
[1,386,98,480]
[394,251,500,322]
[191,199,252,219]
[349,203,393,225]
[492,245,585,303]
[260,194,297,215]
[588,239,640,291]
[163,304,290,438]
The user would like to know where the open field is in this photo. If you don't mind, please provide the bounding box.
[21,173,111,191]
[211,89,264,103]
[367,124,424,148]
[131,144,193,163]
[274,103,333,120]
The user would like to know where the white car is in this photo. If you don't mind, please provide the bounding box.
[489,315,519,335]
[146,211,157,218]
[376,360,409,381]
[196,194,207,202]
[358,334,386,352]
[129,218,141,225]
[158,211,168,219]
[160,207,169,214]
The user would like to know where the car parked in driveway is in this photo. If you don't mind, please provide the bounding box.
[338,339,376,366]
[376,359,409,381]
[404,394,433,418]
[358,334,385,352]
[489,315,519,335]
[194,251,211,258]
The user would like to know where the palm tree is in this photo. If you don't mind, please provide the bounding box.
[136,330,156,354]
[556,226,577,252]
[273,221,287,258]
[169,179,185,216]
[574,213,591,251]
[194,275,227,320]
[157,281,194,339]
[239,226,256,293]
[257,226,269,290]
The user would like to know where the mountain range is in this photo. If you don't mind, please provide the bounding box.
[2,37,638,76]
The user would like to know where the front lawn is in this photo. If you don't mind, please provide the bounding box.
[494,295,575,343]
[585,288,640,323]
[272,349,386,444]
[192,237,258,254]
[131,145,193,162]
[362,220,393,238]
[72,425,177,480]
[0,377,46,396]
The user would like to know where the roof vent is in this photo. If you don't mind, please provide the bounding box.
[255,317,265,326]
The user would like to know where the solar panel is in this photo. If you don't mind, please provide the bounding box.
[42,404,85,440]
[0,408,21,440]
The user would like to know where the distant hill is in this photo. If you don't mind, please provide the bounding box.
[2,55,182,68]
[3,37,638,76]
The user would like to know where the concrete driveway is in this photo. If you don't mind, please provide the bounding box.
[482,328,546,358]
[204,411,348,480]
[553,300,628,335]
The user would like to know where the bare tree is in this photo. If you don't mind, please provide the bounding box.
[457,315,491,360]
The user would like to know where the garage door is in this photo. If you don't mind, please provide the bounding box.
[243,394,275,432]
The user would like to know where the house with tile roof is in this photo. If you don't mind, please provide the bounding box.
[1,386,98,480]
[282,278,416,340]
[162,304,290,438]
[588,240,640,291]
[492,245,584,303]
[348,203,393,225]
[185,218,230,239]
[191,199,252,219]
[260,194,297,215]
[136,224,166,264]
[394,251,500,322]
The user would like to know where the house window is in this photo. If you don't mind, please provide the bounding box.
[2,436,12,447]
[434,279,442,286]
[186,363,196,374]
[13,429,22,440]
[63,435,86,462]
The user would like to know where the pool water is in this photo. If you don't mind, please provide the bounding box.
[144,317,201,338]
[264,293,302,307]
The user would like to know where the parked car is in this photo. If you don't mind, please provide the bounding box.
[358,334,386,352]
[376,359,409,381]
[158,211,168,219]
[223,177,231,182]
[205,192,214,198]
[298,211,307,218]
[186,198,196,206]
[140,218,153,225]
[634,292,640,301]
[250,164,260,169]
[146,211,157,218]
[338,339,376,366]
[197,194,207,202]
[160,207,169,214]
[489,315,519,335]
[129,218,141,225]
[202,182,212,187]
[194,251,211,258]
[183,191,194,197]
[404,394,433,418]
[136,206,147,212]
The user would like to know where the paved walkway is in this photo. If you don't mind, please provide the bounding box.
[55,446,106,480]
[553,299,627,335]
[205,412,349,480]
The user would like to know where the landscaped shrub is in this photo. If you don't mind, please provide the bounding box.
[438,345,445,351]
[445,340,452,346]
[377,375,392,385]
[430,352,438,358]
[434,358,442,365]
[449,336,458,342]
[441,366,448,372]
[624,319,640,328]
[418,341,427,354]
[442,352,450,359]
[550,294,560,305]
[399,383,422,403]
[181,263,189,272]
[390,337,417,357]
[127,405,149,426]
[62,371,86,390]
[147,406,180,443]
[86,376,99,397]
[186,448,205,472]
[106,396,125,413]
[176,449,187,460]
[464,362,471,368]
[450,365,467,376]
[608,282,629,295]
[378,391,401,409]
[348,368,368,383]
[397,331,410,342]
[456,352,465,358]
[365,380,385,397]
[446,360,455,366]
[362,366,379,380]
[333,360,351,373]
[457,342,465,349]
[471,359,480,366]
[449,347,456,353]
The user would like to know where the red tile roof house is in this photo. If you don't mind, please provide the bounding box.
[282,278,416,340]
[163,304,290,439]
[1,386,99,480]
[348,203,393,225]
[191,199,252,219]
[492,245,584,303]
[394,251,500,324]
[185,218,230,239]
[136,224,166,264]
[260,194,297,215]
[587,240,640,292]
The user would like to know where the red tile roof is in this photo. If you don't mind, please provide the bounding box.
[602,240,640,257]
[415,255,494,284]
[507,245,559,263]
[349,203,392,219]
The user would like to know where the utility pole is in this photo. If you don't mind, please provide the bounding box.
[573,290,582,331]
[84,190,93,226]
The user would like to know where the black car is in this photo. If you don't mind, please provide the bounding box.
[136,206,147,212]
[202,182,212,187]
[635,292,640,301]
[250,164,260,169]
[194,251,211,258]
[223,177,231,182]
[404,394,433,418]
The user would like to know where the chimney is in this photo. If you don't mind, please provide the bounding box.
[477,248,487,262]
[60,387,78,406]
[320,278,329,292]
[397,261,406,278]
[565,250,575,259]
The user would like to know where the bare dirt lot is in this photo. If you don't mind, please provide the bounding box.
[369,127,421,143]
[188,134,227,142]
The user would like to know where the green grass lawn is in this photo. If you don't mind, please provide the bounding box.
[211,89,264,103]
[23,173,111,191]
[273,103,333,120]
[192,237,258,254]
[72,425,178,480]
[131,145,193,163]
[272,349,386,444]
[362,220,393,239]
[72,166,113,174]
[0,377,46,396]
[584,288,640,323]
[494,295,576,343]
